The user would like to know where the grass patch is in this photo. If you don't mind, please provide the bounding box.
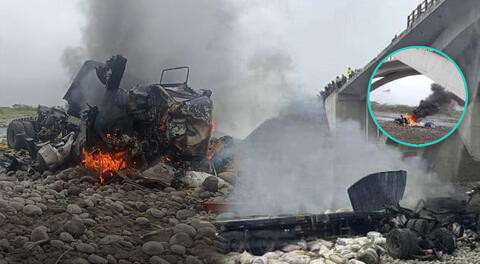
[371,102,415,113]
[371,101,463,119]
[0,104,37,126]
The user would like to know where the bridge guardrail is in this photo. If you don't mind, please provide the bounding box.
[407,0,442,28]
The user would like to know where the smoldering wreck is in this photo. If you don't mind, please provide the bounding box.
[4,55,234,187]
[1,55,480,264]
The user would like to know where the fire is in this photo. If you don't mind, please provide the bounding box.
[206,121,217,160]
[406,113,417,124]
[207,143,216,161]
[82,148,128,184]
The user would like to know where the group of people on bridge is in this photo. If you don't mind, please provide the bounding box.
[319,67,358,100]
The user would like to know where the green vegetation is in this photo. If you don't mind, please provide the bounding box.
[371,101,463,119]
[0,105,37,127]
[370,101,415,113]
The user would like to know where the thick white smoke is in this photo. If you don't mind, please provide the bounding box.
[229,98,451,216]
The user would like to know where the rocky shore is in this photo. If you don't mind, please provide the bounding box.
[0,165,224,264]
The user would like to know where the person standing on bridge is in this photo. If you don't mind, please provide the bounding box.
[347,67,354,79]
[341,74,347,86]
[335,76,342,88]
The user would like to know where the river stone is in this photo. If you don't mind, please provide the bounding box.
[170,244,186,255]
[0,213,6,225]
[135,217,150,226]
[173,223,196,237]
[142,241,164,255]
[88,254,108,264]
[147,208,165,218]
[100,235,123,245]
[176,209,195,220]
[60,232,75,242]
[50,239,65,249]
[197,226,216,238]
[23,204,42,216]
[186,256,203,264]
[150,256,170,264]
[169,232,193,247]
[76,243,95,253]
[64,219,86,237]
[67,204,82,214]
[31,226,49,242]
[202,176,219,192]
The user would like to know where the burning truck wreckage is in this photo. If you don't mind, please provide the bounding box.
[1,55,480,264]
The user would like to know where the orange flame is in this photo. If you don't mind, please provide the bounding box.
[206,121,217,160]
[82,149,128,184]
[207,144,216,161]
[406,113,417,124]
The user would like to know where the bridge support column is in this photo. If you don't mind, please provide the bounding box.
[325,93,377,139]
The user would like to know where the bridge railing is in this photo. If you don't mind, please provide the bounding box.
[407,0,442,28]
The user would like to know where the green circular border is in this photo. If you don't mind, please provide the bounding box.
[367,46,469,147]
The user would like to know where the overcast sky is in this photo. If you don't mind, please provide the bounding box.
[0,0,422,107]
[371,75,434,106]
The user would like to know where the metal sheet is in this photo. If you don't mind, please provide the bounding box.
[63,60,146,118]
[348,170,407,212]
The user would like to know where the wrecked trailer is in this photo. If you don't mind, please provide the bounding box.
[214,170,480,259]
[214,211,385,255]
[214,171,406,255]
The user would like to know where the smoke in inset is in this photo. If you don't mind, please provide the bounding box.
[229,98,450,216]
[62,0,297,138]
[412,83,464,118]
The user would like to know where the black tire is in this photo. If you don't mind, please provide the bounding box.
[248,231,277,256]
[357,248,379,264]
[386,228,418,259]
[431,228,455,254]
[7,121,26,150]
[413,219,429,235]
[226,231,246,253]
[406,219,428,235]
[21,121,36,140]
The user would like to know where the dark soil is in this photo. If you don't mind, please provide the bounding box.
[379,121,452,145]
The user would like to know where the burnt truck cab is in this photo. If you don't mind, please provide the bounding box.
[63,55,213,168]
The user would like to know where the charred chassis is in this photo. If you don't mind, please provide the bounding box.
[214,171,480,260]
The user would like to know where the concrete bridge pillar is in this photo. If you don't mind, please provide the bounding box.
[324,92,377,140]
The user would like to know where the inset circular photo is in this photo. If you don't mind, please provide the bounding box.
[368,46,468,147]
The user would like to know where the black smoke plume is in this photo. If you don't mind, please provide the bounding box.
[61,0,298,138]
[411,83,463,118]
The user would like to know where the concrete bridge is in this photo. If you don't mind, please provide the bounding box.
[324,0,480,181]
[372,50,465,101]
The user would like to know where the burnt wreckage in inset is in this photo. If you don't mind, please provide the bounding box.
[7,55,214,176]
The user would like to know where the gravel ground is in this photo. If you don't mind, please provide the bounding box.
[382,243,480,264]
[220,233,480,264]
[379,121,452,145]
[0,162,226,263]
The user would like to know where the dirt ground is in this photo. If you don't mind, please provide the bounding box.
[378,121,452,145]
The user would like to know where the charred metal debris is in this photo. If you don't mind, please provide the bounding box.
[2,55,233,187]
[214,170,480,261]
